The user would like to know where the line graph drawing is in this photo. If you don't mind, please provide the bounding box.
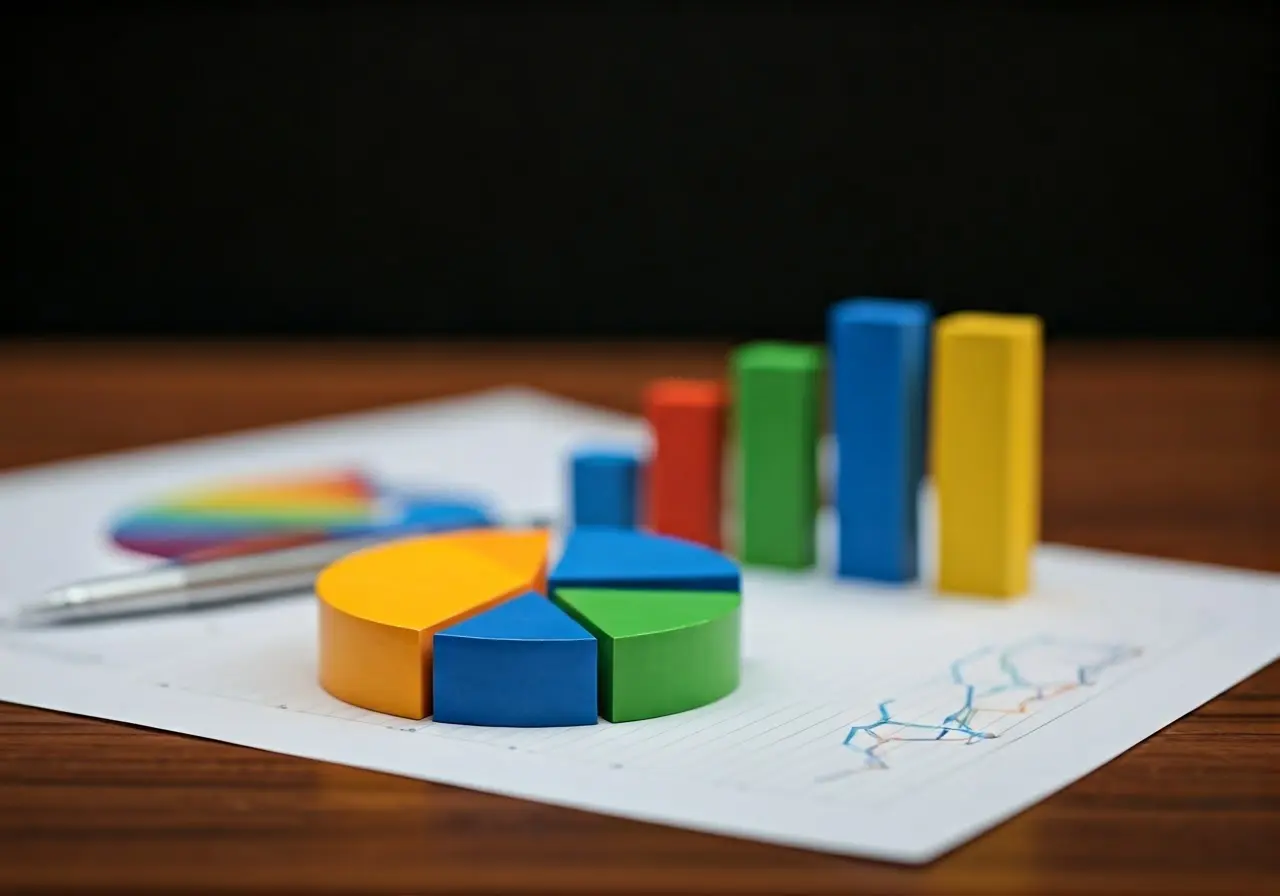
[839,636,1142,771]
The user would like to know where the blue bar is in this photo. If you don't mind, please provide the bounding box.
[570,447,641,529]
[829,298,932,582]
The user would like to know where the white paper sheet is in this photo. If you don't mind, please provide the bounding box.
[0,387,1276,863]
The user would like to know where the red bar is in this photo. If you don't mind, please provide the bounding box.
[642,378,727,549]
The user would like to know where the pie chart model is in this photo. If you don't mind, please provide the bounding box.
[109,469,494,560]
[315,527,743,725]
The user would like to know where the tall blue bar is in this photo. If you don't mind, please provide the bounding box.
[570,447,641,529]
[829,298,932,582]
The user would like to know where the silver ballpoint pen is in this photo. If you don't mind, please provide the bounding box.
[15,512,558,622]
[12,515,556,626]
[12,534,397,626]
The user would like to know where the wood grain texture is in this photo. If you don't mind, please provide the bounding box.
[0,340,1277,894]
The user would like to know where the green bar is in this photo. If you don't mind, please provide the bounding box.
[552,588,741,723]
[730,341,825,569]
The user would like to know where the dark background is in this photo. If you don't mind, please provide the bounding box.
[5,4,1276,341]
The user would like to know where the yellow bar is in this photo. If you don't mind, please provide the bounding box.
[931,312,1042,597]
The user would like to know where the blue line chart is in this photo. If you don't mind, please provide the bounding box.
[840,636,1142,770]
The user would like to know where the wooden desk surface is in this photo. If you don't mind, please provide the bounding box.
[0,341,1276,894]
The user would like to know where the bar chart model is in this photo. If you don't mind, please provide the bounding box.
[316,527,742,725]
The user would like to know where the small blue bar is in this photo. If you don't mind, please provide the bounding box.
[829,298,932,583]
[570,446,640,529]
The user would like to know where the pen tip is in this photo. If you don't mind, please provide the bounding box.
[0,608,33,628]
[8,587,78,627]
[5,606,41,628]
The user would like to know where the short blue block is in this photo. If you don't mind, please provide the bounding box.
[432,592,598,727]
[829,298,932,583]
[570,447,640,529]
